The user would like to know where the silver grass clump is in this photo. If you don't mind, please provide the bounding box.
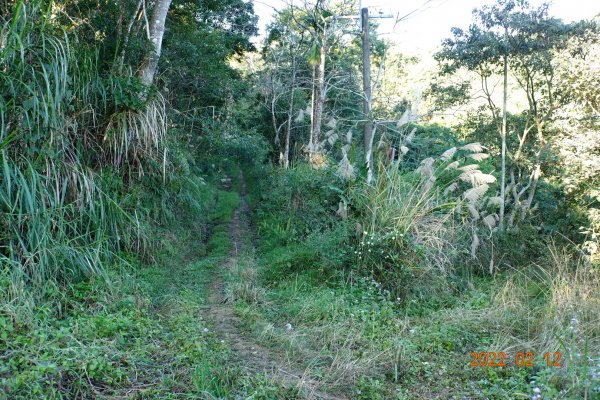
[464,184,490,203]
[423,176,436,192]
[471,173,496,186]
[337,152,355,181]
[417,164,434,178]
[336,201,348,219]
[445,161,459,170]
[416,157,435,178]
[327,133,338,146]
[483,214,498,230]
[461,142,487,152]
[420,157,435,168]
[486,196,503,207]
[459,171,496,187]
[443,182,458,196]
[397,109,411,128]
[440,147,457,161]
[469,152,490,161]
[471,232,480,259]
[377,131,387,150]
[458,164,479,172]
[404,128,416,144]
[459,170,479,182]
[468,204,480,220]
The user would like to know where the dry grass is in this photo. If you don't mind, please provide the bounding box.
[103,94,168,176]
[479,243,600,396]
[224,246,267,306]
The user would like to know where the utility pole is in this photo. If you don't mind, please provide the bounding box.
[362,6,375,184]
[337,3,392,182]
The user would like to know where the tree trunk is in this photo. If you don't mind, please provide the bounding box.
[138,0,172,89]
[271,85,279,146]
[309,25,326,163]
[361,7,374,183]
[521,164,540,220]
[309,64,316,153]
[499,53,508,232]
[284,55,297,170]
[118,0,144,72]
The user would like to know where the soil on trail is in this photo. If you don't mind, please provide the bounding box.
[203,172,346,400]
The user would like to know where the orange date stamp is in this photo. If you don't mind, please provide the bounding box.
[468,351,562,367]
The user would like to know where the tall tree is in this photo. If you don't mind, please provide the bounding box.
[306,4,332,164]
[436,0,591,230]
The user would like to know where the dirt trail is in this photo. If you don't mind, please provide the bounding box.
[203,172,346,400]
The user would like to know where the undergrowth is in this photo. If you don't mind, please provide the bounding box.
[0,171,291,398]
[229,162,600,399]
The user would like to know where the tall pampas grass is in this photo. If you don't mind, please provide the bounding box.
[353,156,465,278]
[0,154,140,310]
[0,0,153,313]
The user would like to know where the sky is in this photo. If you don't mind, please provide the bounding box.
[251,0,600,55]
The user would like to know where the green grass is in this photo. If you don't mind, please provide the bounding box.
[229,258,561,399]
[231,164,599,400]
[0,180,291,399]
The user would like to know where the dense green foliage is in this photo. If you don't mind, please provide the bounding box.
[1,0,598,398]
